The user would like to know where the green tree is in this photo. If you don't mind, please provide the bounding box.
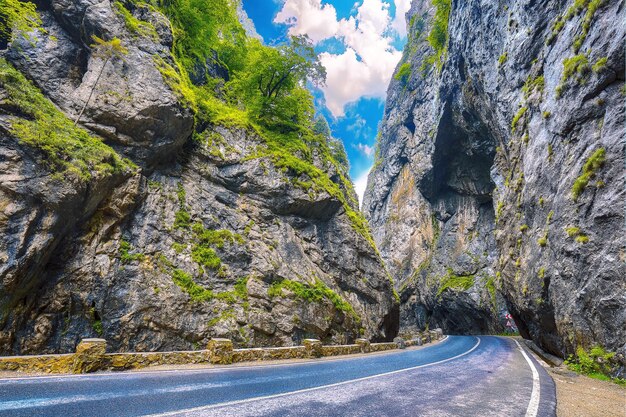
[74,35,128,126]
[313,115,332,138]
[231,35,326,128]
[152,0,246,74]
[254,35,326,99]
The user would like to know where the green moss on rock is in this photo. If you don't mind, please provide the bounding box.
[0,59,133,181]
[119,239,144,264]
[437,268,475,297]
[572,148,605,200]
[113,1,158,40]
[394,62,411,84]
[511,107,528,132]
[268,278,359,320]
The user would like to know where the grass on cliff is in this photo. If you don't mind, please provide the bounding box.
[119,239,144,264]
[394,62,411,84]
[0,0,41,43]
[425,0,451,71]
[556,54,590,97]
[113,1,158,40]
[168,265,248,304]
[546,0,605,49]
[436,268,475,297]
[189,222,244,271]
[268,278,359,321]
[571,148,605,200]
[0,59,134,181]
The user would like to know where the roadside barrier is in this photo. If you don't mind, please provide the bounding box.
[0,329,444,375]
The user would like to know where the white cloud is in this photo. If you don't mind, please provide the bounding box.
[275,0,406,117]
[356,143,374,157]
[391,0,412,37]
[353,168,372,207]
[274,0,339,43]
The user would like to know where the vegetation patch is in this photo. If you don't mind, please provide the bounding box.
[556,54,590,97]
[538,267,546,279]
[537,233,548,247]
[575,234,589,244]
[394,62,412,84]
[173,210,191,229]
[565,345,626,385]
[498,52,508,67]
[437,268,475,297]
[189,222,244,271]
[572,0,605,53]
[546,0,605,48]
[0,59,133,181]
[572,148,605,200]
[113,1,158,40]
[522,75,545,100]
[485,276,497,308]
[119,239,144,264]
[147,3,375,253]
[0,0,42,44]
[592,57,607,73]
[173,182,192,229]
[423,0,451,72]
[511,107,528,132]
[171,268,214,302]
[170,268,247,304]
[268,278,359,320]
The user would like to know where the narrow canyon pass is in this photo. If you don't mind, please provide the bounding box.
[364,0,625,367]
[0,0,624,383]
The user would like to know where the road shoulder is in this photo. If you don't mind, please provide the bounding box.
[519,337,625,417]
[548,366,626,417]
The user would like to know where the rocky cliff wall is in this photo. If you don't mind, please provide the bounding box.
[364,0,625,362]
[0,0,398,354]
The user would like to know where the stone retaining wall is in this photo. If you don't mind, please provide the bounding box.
[0,330,445,375]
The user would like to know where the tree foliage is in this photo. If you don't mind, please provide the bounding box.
[149,0,246,74]
[313,115,332,138]
[228,35,326,129]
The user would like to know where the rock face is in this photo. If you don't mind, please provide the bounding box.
[364,0,625,363]
[0,0,397,354]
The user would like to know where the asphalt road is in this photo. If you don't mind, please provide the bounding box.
[0,336,556,417]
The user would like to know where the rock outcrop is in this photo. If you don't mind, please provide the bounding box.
[364,0,625,364]
[0,0,398,354]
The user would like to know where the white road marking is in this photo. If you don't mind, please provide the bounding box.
[0,336,450,383]
[515,339,541,417]
[141,337,482,417]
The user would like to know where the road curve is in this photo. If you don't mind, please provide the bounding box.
[0,336,556,417]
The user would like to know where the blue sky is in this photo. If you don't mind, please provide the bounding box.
[241,0,410,203]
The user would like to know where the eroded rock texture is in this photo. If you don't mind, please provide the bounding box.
[0,0,397,354]
[364,0,625,362]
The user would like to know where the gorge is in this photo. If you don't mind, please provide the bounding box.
[0,0,624,378]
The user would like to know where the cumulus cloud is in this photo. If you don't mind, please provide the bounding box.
[275,0,407,117]
[391,0,412,37]
[274,0,339,43]
[353,168,372,207]
[356,143,374,157]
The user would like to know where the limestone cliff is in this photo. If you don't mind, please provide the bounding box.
[364,0,625,364]
[0,0,398,354]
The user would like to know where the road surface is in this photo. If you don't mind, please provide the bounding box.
[0,336,556,416]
